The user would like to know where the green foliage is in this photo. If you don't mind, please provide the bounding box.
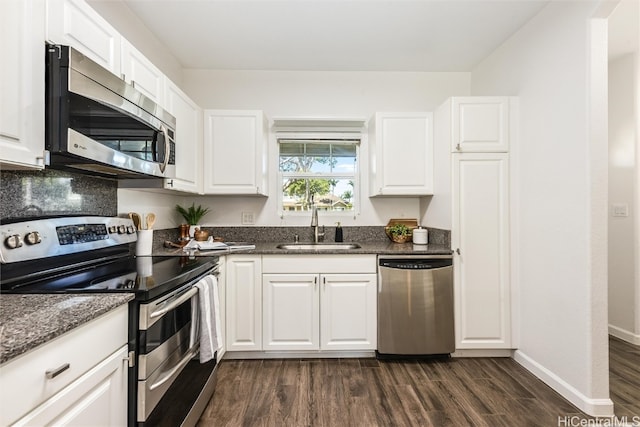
[175,203,210,225]
[388,223,411,237]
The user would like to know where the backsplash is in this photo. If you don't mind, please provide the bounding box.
[0,170,117,220]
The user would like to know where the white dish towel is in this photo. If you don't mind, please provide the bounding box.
[195,274,222,363]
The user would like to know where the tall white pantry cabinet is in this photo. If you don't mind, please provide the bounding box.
[438,97,515,350]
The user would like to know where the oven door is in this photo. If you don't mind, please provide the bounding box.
[136,281,200,422]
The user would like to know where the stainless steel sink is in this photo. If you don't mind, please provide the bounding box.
[276,243,361,251]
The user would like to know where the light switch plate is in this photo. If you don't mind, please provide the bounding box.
[612,204,629,217]
[241,212,255,225]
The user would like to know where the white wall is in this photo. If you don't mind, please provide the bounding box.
[177,70,470,226]
[471,0,612,416]
[608,52,639,343]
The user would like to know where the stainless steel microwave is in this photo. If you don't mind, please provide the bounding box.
[45,44,176,179]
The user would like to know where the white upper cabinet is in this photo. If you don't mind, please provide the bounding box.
[370,112,434,196]
[451,97,511,153]
[0,0,46,169]
[121,39,164,105]
[46,0,121,76]
[163,79,203,194]
[203,110,268,195]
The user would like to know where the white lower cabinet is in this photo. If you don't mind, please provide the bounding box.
[225,255,262,351]
[0,305,128,426]
[262,274,319,350]
[216,257,226,362]
[261,255,377,353]
[452,153,511,349]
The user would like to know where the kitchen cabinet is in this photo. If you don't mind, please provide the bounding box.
[225,255,262,351]
[447,97,512,153]
[46,0,121,76]
[216,257,226,362]
[163,78,203,194]
[262,255,377,352]
[203,110,268,195]
[0,305,128,426]
[121,39,164,105]
[369,112,433,196]
[452,153,511,349]
[0,0,46,169]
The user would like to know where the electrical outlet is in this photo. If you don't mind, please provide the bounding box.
[612,204,629,217]
[241,212,255,225]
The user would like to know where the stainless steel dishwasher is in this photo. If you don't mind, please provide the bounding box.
[377,255,454,357]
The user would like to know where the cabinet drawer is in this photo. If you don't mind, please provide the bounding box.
[0,305,128,426]
[262,255,376,274]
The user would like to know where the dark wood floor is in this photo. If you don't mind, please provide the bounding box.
[197,356,590,426]
[197,339,640,426]
[610,336,640,417]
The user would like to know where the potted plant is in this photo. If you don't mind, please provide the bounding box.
[387,223,412,243]
[176,203,211,237]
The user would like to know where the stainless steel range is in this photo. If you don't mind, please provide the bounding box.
[0,216,220,426]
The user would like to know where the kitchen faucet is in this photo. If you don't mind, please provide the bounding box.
[310,205,325,243]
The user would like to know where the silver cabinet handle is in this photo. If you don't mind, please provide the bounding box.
[456,143,461,151]
[45,363,70,379]
[456,248,461,255]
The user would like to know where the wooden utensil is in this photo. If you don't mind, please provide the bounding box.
[145,213,156,230]
[129,212,142,230]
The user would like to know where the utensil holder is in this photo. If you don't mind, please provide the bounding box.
[136,230,154,256]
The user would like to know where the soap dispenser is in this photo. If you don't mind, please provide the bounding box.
[334,222,343,242]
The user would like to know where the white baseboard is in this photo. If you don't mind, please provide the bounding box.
[452,349,513,358]
[224,350,376,360]
[608,325,640,345]
[513,350,614,417]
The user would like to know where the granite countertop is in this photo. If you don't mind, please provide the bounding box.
[0,294,134,365]
[151,240,453,257]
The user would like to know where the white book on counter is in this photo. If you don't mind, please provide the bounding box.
[183,240,255,252]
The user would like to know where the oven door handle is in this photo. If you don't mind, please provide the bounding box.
[150,286,198,319]
[149,345,199,391]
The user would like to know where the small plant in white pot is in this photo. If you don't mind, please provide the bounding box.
[176,203,211,237]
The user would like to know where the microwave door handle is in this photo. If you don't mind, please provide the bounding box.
[150,286,198,319]
[159,125,170,173]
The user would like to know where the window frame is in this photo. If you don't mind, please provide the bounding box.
[276,131,361,218]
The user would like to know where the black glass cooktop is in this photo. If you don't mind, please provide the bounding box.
[0,255,218,301]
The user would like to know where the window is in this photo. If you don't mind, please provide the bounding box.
[278,135,359,214]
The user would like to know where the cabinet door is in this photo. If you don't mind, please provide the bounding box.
[320,274,377,350]
[216,258,226,362]
[371,112,433,196]
[452,153,510,349]
[226,255,262,351]
[14,345,128,427]
[263,274,319,350]
[203,110,268,195]
[46,0,121,76]
[163,79,203,194]
[121,39,164,104]
[452,97,509,153]
[0,0,45,169]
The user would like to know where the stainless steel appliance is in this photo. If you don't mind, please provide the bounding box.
[45,44,176,179]
[377,255,454,357]
[0,216,219,426]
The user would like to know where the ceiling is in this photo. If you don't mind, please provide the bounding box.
[119,0,551,72]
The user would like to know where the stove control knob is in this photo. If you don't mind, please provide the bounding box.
[5,234,23,249]
[126,225,135,234]
[117,225,126,234]
[108,226,117,234]
[25,231,42,245]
